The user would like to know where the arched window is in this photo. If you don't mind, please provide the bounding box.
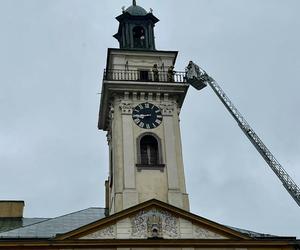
[140,135,158,165]
[136,134,165,170]
[133,26,146,48]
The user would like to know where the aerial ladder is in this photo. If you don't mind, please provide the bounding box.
[185,61,300,207]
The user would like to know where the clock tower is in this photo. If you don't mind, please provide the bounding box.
[98,1,190,215]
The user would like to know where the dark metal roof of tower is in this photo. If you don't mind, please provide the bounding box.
[125,0,147,16]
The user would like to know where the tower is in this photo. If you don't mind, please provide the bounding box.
[98,1,190,215]
[113,0,158,50]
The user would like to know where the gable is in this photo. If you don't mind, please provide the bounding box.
[56,200,249,241]
[77,208,232,240]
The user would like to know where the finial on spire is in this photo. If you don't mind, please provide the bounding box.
[133,0,136,6]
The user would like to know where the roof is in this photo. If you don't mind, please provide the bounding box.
[124,0,148,16]
[0,218,48,233]
[0,201,295,241]
[227,226,278,239]
[125,4,148,16]
[0,208,106,239]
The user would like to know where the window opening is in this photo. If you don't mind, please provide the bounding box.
[133,26,146,48]
[140,135,159,165]
[139,70,149,81]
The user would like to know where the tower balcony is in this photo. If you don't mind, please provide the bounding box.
[103,69,186,83]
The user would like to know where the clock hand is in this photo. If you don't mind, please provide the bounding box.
[133,114,152,119]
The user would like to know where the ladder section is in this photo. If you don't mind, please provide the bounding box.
[185,61,300,207]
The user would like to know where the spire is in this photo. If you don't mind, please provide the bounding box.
[133,0,136,6]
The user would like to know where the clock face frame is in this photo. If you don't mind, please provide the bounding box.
[132,102,163,129]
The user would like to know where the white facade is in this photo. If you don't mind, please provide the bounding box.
[99,49,190,214]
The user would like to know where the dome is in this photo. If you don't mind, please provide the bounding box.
[125,5,148,16]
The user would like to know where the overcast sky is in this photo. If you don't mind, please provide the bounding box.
[0,0,300,238]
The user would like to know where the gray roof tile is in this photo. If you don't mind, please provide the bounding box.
[0,218,48,233]
[227,226,277,238]
[0,208,106,239]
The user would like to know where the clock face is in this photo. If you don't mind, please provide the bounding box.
[132,103,163,129]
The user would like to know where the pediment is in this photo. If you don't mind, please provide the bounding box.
[57,200,249,240]
[79,208,227,240]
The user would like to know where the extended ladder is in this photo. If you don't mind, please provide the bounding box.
[186,61,300,206]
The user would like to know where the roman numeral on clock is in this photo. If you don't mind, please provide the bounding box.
[132,102,163,129]
[155,119,162,125]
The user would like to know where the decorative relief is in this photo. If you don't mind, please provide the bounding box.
[131,209,179,239]
[79,211,227,240]
[161,210,179,238]
[108,104,114,124]
[147,212,162,238]
[193,225,227,239]
[159,103,175,116]
[106,130,112,145]
[131,210,147,238]
[81,225,116,239]
[106,105,114,145]
[119,102,133,114]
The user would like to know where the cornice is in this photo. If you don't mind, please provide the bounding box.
[0,238,298,249]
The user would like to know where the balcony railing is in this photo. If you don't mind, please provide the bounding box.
[103,69,186,83]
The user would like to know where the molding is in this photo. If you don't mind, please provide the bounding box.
[98,80,189,130]
[0,239,298,249]
[136,164,165,172]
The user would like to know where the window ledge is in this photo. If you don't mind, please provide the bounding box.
[136,164,165,172]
